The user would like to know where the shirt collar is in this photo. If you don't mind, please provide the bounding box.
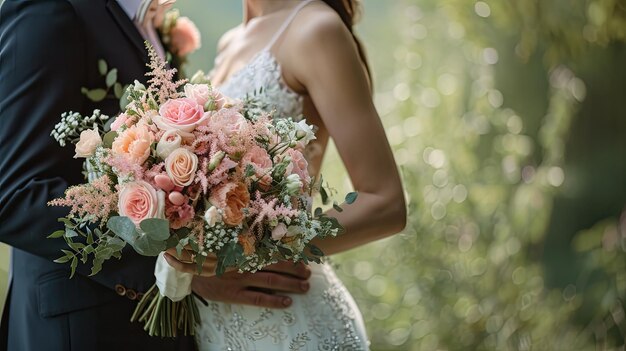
[117,0,144,20]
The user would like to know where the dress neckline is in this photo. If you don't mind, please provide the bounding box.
[215,0,314,91]
[218,49,302,98]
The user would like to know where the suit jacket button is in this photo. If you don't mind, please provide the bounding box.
[126,289,137,301]
[115,284,126,296]
[136,292,144,301]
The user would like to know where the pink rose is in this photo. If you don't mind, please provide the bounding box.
[242,145,273,188]
[170,17,201,57]
[154,98,207,133]
[209,182,250,226]
[110,113,131,132]
[112,124,154,164]
[165,148,198,187]
[286,149,310,187]
[242,146,272,173]
[118,181,165,225]
[211,109,247,137]
[74,128,102,158]
[183,84,211,107]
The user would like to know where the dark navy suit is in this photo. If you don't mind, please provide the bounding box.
[0,0,196,349]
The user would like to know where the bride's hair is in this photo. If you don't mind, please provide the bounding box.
[321,0,371,82]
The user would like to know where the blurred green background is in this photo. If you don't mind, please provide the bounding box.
[2,0,626,349]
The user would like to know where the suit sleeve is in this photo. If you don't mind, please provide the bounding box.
[0,0,157,294]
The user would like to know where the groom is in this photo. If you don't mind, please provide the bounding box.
[0,0,310,350]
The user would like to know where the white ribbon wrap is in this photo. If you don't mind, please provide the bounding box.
[154,252,193,302]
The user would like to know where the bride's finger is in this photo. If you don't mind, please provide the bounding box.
[261,261,311,279]
[239,271,310,294]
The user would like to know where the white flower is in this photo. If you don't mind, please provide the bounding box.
[156,130,182,159]
[74,128,102,158]
[271,223,288,241]
[293,120,316,145]
[286,225,302,238]
[204,206,222,227]
[285,173,303,195]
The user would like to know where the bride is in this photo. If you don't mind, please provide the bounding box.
[164,0,406,349]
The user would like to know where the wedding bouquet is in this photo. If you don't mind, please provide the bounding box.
[48,47,355,337]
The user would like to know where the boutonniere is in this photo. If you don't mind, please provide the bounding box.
[157,9,201,72]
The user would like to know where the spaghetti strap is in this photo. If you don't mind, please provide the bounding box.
[264,0,315,51]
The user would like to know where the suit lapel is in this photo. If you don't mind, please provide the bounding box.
[105,0,148,64]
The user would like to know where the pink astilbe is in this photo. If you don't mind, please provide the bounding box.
[194,157,210,194]
[48,175,118,222]
[207,156,238,187]
[145,45,186,104]
[104,153,145,180]
[145,162,166,187]
[249,192,300,238]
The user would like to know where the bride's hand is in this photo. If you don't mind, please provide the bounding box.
[191,261,312,308]
[163,247,219,277]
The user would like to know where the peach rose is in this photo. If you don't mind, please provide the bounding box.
[286,149,310,187]
[183,84,210,107]
[118,181,164,226]
[154,98,207,133]
[111,124,154,164]
[170,17,201,57]
[74,128,102,158]
[165,148,198,187]
[209,182,250,226]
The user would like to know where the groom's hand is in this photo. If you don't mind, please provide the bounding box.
[191,262,311,308]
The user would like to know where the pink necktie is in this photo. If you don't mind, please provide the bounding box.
[136,0,176,59]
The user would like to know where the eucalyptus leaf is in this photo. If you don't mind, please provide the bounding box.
[140,218,170,241]
[106,68,118,88]
[107,216,138,244]
[119,87,131,110]
[308,244,325,257]
[314,207,323,217]
[114,82,123,99]
[102,131,118,149]
[333,203,344,212]
[133,234,167,256]
[85,89,107,102]
[345,192,358,204]
[98,59,107,75]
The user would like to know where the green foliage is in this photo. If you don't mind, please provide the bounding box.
[83,59,127,103]
[313,0,626,349]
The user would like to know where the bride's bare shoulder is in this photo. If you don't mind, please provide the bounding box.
[290,3,354,49]
[216,25,244,54]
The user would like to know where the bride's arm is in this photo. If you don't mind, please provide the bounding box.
[289,12,407,255]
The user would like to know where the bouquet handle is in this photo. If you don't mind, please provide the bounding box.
[130,284,200,337]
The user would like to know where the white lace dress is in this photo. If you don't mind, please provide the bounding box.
[193,1,370,350]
